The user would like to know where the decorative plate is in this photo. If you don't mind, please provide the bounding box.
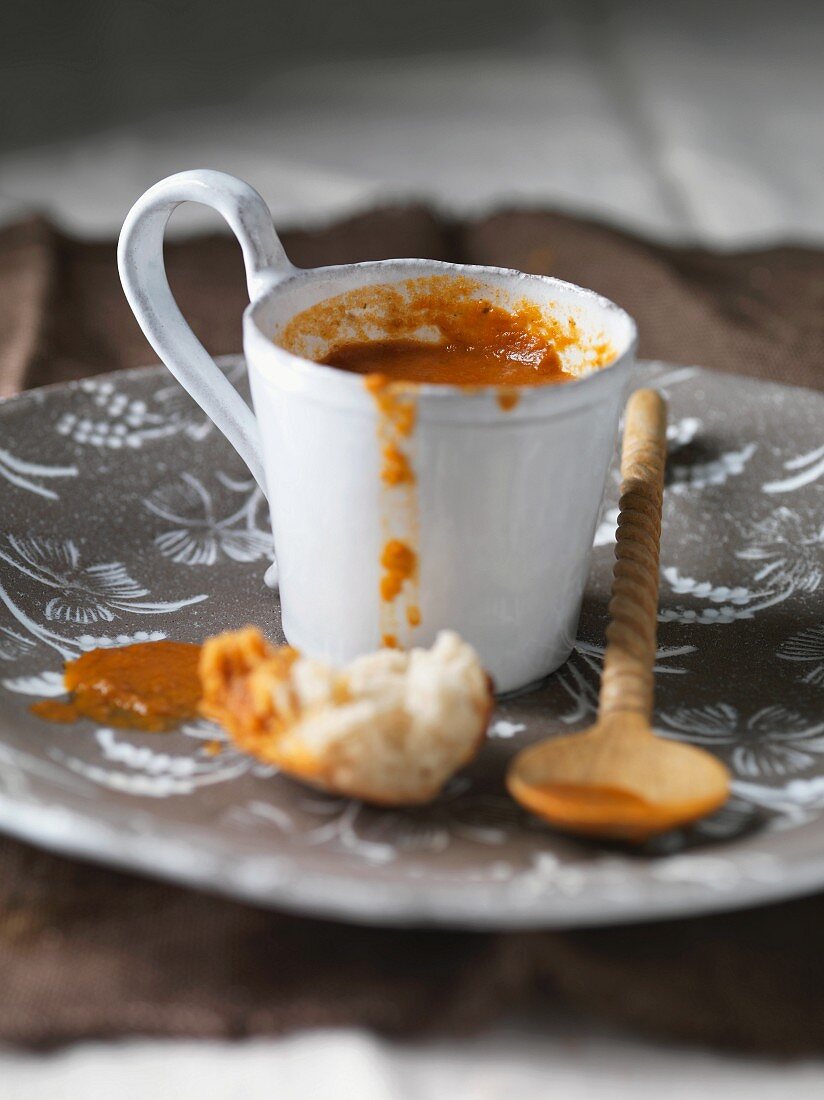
[0,359,822,928]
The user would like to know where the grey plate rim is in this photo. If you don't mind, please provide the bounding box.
[3,786,824,929]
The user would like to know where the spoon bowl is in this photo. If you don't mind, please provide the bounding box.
[507,713,731,842]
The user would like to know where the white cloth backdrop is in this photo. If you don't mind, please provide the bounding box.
[1,3,823,1096]
[0,4,822,247]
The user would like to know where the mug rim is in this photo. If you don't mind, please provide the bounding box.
[244,258,638,405]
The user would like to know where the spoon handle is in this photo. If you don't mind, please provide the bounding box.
[599,388,667,721]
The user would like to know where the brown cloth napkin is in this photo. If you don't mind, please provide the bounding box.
[1,207,823,1053]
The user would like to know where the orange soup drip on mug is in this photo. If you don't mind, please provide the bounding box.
[380,539,417,603]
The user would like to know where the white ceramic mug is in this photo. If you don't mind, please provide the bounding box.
[119,170,636,692]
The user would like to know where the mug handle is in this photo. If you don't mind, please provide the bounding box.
[118,169,296,496]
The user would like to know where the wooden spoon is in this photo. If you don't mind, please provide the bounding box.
[507,388,730,842]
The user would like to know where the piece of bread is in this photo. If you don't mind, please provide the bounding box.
[200,627,493,805]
